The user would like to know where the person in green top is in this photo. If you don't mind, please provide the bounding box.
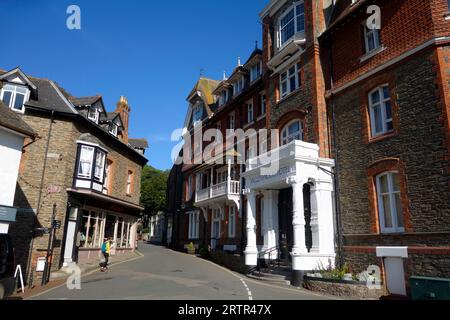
[100,238,112,272]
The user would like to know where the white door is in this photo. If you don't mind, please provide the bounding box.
[64,220,77,264]
[384,257,406,295]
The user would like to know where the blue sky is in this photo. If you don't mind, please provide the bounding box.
[0,0,264,170]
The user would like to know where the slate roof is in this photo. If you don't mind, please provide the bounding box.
[129,138,149,149]
[69,96,102,106]
[0,101,36,137]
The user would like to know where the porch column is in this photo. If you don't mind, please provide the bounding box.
[309,184,320,253]
[227,159,232,192]
[261,190,279,260]
[314,179,336,257]
[287,176,307,286]
[112,217,119,255]
[243,189,258,266]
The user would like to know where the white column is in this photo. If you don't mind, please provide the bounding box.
[112,217,119,255]
[227,160,232,193]
[314,180,336,256]
[243,189,258,266]
[287,177,307,271]
[261,190,279,260]
[85,213,91,249]
[310,184,320,253]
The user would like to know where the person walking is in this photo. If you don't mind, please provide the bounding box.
[100,238,111,272]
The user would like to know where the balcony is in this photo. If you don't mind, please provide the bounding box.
[195,180,240,205]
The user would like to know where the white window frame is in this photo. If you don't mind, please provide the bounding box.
[126,171,133,195]
[250,62,262,82]
[233,77,245,96]
[193,104,203,126]
[77,145,95,178]
[278,1,305,48]
[247,100,254,123]
[94,150,106,183]
[109,123,118,137]
[281,119,304,145]
[260,93,266,116]
[280,63,300,99]
[188,211,200,240]
[0,83,29,113]
[87,106,99,123]
[364,21,381,54]
[368,85,393,138]
[376,172,405,234]
[228,205,236,238]
[103,160,112,195]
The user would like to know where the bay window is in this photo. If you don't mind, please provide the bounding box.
[278,1,305,48]
[1,83,29,113]
[75,143,108,192]
[369,85,393,137]
[376,172,404,233]
[280,64,301,99]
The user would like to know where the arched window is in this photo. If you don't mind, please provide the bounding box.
[281,120,304,145]
[376,171,404,233]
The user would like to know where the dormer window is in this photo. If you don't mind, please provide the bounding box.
[75,142,108,193]
[250,62,262,82]
[193,104,203,126]
[88,106,99,123]
[278,1,305,48]
[1,83,29,113]
[109,123,119,137]
[219,90,229,106]
[233,77,245,96]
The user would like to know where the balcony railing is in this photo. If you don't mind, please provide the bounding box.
[195,180,240,203]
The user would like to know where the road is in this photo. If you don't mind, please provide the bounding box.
[30,243,335,300]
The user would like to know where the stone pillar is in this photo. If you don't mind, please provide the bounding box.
[261,190,279,260]
[287,176,306,286]
[243,189,258,266]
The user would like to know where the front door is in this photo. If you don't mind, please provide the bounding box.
[278,188,293,262]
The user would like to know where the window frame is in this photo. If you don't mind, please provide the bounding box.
[250,62,262,82]
[260,93,266,116]
[228,205,236,238]
[368,85,393,138]
[280,63,301,99]
[109,123,119,137]
[126,170,133,195]
[247,100,254,123]
[192,103,203,126]
[188,211,200,240]
[87,106,99,123]
[278,1,305,48]
[376,171,405,234]
[233,77,245,96]
[281,119,304,146]
[363,20,381,54]
[0,83,30,113]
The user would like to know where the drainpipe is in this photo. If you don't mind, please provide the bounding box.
[327,38,345,269]
[26,110,55,286]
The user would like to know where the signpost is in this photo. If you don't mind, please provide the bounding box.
[41,204,59,286]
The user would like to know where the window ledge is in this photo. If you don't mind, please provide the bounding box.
[277,87,302,105]
[257,114,266,121]
[360,46,386,63]
[445,12,450,20]
[243,121,255,130]
[368,131,396,144]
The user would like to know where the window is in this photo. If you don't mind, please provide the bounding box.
[228,206,236,238]
[364,20,381,53]
[219,90,229,106]
[109,123,118,137]
[229,113,235,132]
[126,170,133,195]
[250,62,262,82]
[369,85,393,137]
[233,77,245,96]
[94,150,106,182]
[281,120,304,145]
[187,175,193,200]
[247,101,254,123]
[1,83,29,113]
[188,211,200,240]
[77,145,95,178]
[87,107,99,123]
[376,172,404,233]
[193,104,203,126]
[103,160,112,195]
[280,64,301,99]
[260,94,266,116]
[279,2,305,47]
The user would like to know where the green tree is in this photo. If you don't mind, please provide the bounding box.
[140,165,169,215]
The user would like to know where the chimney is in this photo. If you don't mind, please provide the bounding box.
[115,96,130,144]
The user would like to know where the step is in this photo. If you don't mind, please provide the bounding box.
[248,271,291,285]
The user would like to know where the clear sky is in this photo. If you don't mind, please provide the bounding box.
[0,0,265,170]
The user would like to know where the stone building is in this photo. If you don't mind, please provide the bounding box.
[320,0,450,296]
[0,67,148,284]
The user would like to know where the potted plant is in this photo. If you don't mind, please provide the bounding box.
[186,242,196,255]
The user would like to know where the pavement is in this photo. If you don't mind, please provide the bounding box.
[26,243,339,300]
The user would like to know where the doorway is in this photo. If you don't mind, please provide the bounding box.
[278,188,293,262]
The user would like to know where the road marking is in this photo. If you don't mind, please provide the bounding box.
[26,251,145,300]
[240,278,253,301]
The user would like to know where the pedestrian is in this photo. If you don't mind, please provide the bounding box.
[100,238,111,272]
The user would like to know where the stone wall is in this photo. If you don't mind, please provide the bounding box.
[304,277,387,299]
